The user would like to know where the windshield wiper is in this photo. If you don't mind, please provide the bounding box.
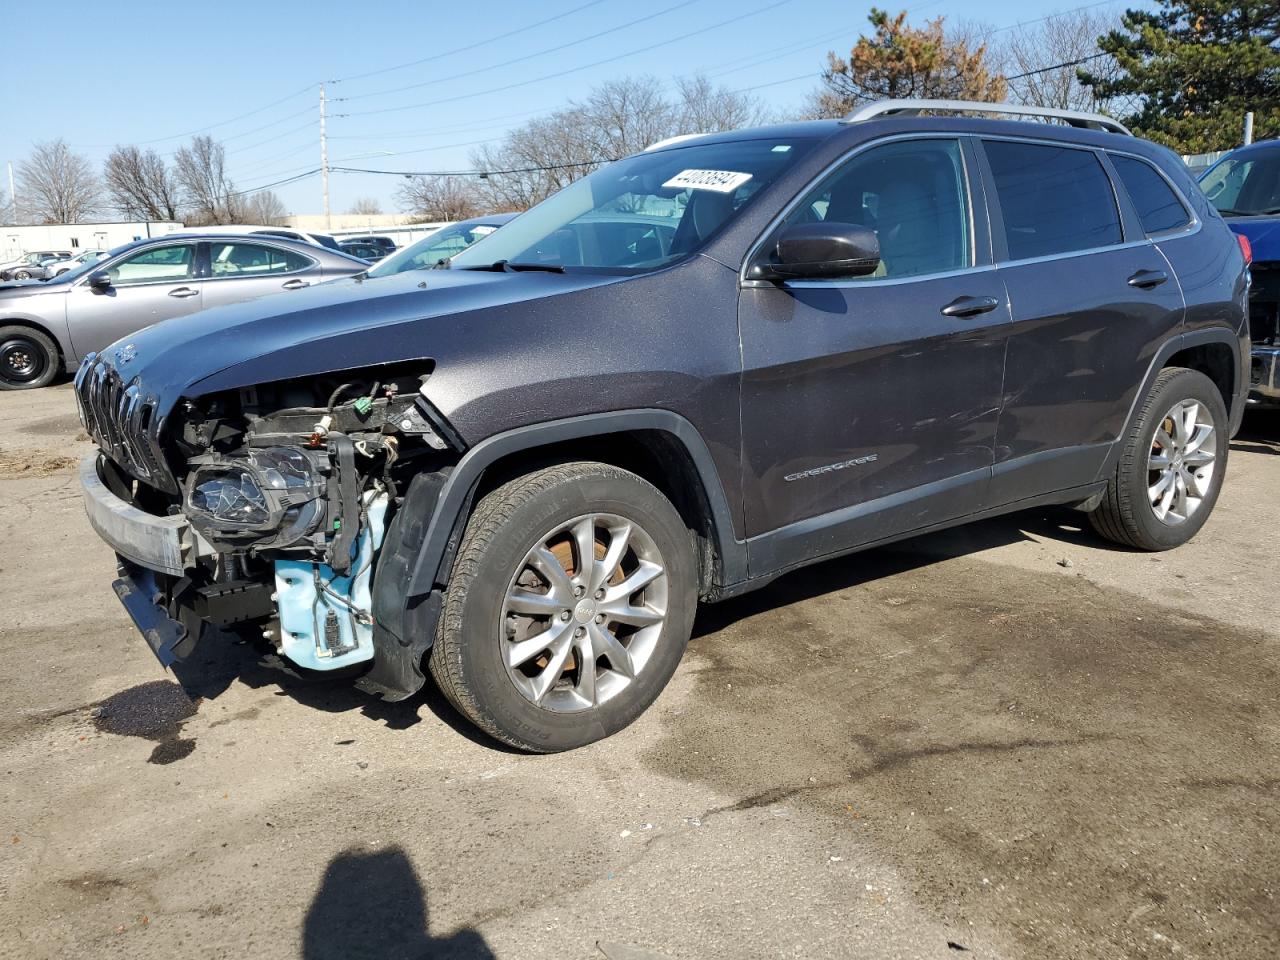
[1216,207,1280,217]
[457,260,566,274]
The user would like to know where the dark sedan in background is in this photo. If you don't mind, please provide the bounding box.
[0,234,366,389]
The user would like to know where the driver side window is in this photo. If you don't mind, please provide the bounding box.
[108,244,195,286]
[784,138,972,281]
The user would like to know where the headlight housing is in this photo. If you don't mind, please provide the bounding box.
[185,447,325,549]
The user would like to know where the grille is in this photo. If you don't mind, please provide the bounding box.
[74,353,178,493]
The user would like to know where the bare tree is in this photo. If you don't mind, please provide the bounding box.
[470,74,766,211]
[996,9,1125,113]
[103,145,181,221]
[18,139,101,223]
[347,197,383,216]
[174,135,240,224]
[394,175,481,221]
[242,190,288,225]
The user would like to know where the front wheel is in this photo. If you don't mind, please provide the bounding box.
[14,270,31,280]
[430,462,697,752]
[0,325,59,390]
[1089,366,1228,550]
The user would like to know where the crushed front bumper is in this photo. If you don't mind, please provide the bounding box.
[79,455,196,576]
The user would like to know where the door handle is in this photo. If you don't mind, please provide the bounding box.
[1127,269,1168,289]
[940,295,1001,318]
[281,278,309,290]
[167,286,199,298]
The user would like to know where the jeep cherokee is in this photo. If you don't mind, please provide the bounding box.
[76,100,1250,752]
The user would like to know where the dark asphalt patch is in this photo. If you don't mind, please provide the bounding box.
[648,549,1280,960]
[93,680,199,765]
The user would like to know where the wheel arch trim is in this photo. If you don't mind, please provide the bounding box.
[404,409,748,597]
[1097,326,1245,480]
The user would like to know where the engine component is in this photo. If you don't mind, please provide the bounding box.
[273,489,389,670]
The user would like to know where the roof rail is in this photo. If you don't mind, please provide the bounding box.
[841,99,1131,136]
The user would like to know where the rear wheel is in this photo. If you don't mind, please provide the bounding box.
[0,325,59,390]
[429,462,697,752]
[1089,367,1227,550]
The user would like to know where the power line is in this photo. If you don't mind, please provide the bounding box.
[331,159,613,178]
[1007,51,1109,81]
[328,0,611,85]
[338,0,706,102]
[341,0,795,119]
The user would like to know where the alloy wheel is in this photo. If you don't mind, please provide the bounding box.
[1147,398,1217,525]
[501,513,668,713]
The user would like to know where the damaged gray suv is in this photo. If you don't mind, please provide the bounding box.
[78,101,1250,752]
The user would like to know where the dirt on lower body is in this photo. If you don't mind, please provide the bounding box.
[647,548,1280,960]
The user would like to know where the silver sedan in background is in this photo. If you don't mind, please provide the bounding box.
[0,233,367,389]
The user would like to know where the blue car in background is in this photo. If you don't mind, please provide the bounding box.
[1199,142,1280,404]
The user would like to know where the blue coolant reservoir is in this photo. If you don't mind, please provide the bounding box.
[274,489,388,671]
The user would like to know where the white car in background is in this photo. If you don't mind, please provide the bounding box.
[174,224,343,251]
[44,249,109,277]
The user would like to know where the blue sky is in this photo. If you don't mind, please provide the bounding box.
[2,0,1133,218]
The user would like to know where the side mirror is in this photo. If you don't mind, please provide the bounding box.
[747,222,880,281]
[87,271,112,290]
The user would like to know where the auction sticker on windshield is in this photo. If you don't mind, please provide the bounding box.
[663,169,753,193]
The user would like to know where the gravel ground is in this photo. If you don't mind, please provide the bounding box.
[1,382,1277,960]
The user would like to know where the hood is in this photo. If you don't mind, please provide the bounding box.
[98,267,624,415]
[0,278,64,296]
[1223,216,1280,264]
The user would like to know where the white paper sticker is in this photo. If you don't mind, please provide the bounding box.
[662,168,753,194]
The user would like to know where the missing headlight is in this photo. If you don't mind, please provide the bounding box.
[185,446,326,550]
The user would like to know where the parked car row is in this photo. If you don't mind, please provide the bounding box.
[66,99,1251,753]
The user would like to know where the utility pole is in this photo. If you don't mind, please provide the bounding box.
[1243,111,1255,146]
[6,162,14,223]
[320,84,331,230]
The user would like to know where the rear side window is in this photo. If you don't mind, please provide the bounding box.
[1110,155,1190,234]
[210,242,311,276]
[984,140,1123,260]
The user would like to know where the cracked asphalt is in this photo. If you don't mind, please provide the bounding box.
[1,383,1277,960]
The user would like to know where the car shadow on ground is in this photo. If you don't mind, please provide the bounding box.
[1232,407,1280,456]
[167,629,523,752]
[302,846,497,960]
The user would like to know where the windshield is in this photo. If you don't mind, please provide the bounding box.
[42,241,138,284]
[367,221,508,277]
[1200,149,1280,216]
[448,137,816,274]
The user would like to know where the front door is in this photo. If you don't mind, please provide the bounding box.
[739,137,1008,574]
[65,241,202,358]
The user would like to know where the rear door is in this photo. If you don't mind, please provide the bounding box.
[979,137,1185,502]
[199,240,322,309]
[64,241,202,357]
[738,136,1009,570]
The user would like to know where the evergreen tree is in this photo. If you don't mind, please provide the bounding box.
[1080,0,1280,152]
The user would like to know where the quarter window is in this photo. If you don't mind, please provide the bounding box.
[210,242,311,276]
[1110,155,1190,234]
[781,138,972,280]
[108,244,195,285]
[984,140,1122,260]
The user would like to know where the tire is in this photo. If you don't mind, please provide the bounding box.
[429,462,697,752]
[14,270,31,280]
[1089,367,1228,550]
[0,325,59,390]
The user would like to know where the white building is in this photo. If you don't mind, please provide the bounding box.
[0,220,183,262]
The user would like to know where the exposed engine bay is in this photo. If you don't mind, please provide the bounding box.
[99,365,458,673]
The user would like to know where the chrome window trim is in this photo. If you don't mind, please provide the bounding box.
[740,132,982,288]
[71,241,198,290]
